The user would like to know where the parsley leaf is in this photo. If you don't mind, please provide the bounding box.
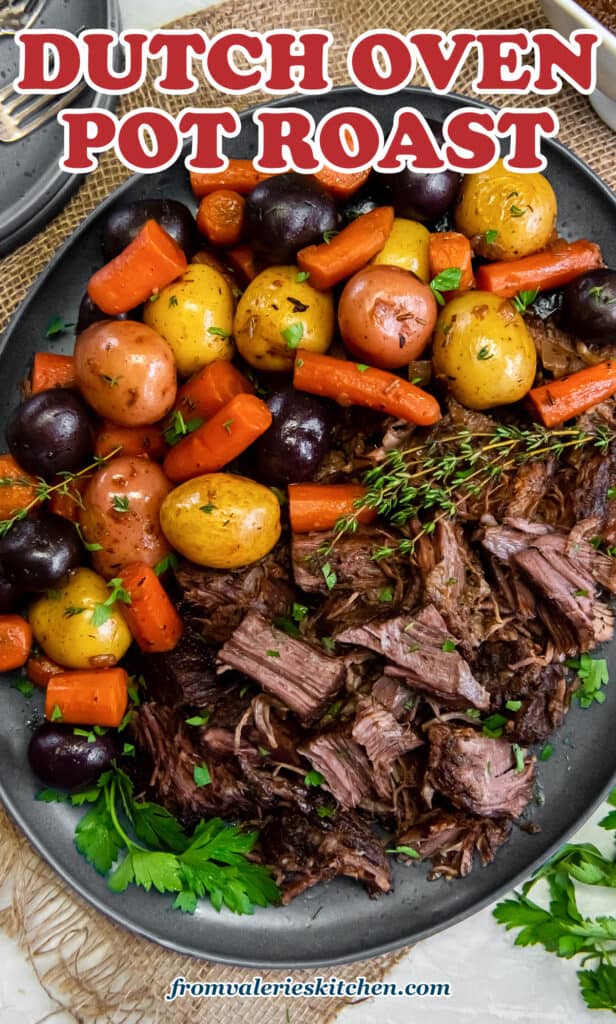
[46,316,74,337]
[321,562,337,591]
[295,271,310,282]
[193,764,212,787]
[430,267,463,305]
[75,792,126,874]
[111,495,130,513]
[153,552,179,576]
[567,654,609,708]
[512,289,539,314]
[281,322,304,349]
[164,410,204,447]
[304,770,325,787]
[441,639,456,652]
[387,845,420,859]
[485,229,499,244]
[208,326,230,337]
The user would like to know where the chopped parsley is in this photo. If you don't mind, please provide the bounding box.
[566,654,609,708]
[295,270,310,283]
[154,553,179,576]
[512,289,539,314]
[477,346,493,361]
[281,322,304,349]
[485,229,499,244]
[505,699,522,712]
[46,316,74,337]
[387,845,420,859]
[378,587,394,603]
[304,770,325,788]
[510,204,525,217]
[511,743,525,773]
[482,712,508,738]
[193,764,211,787]
[111,495,130,513]
[208,326,230,337]
[430,267,463,306]
[321,562,337,591]
[441,639,456,652]
[265,649,280,658]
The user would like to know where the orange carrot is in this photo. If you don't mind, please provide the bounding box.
[174,360,253,421]
[45,668,129,728]
[226,244,258,284]
[289,483,377,533]
[94,422,167,462]
[0,615,32,671]
[27,653,64,689]
[527,361,616,427]
[48,476,90,523]
[196,190,245,248]
[0,454,38,520]
[294,351,441,426]
[297,207,394,290]
[312,166,371,200]
[163,392,272,483]
[190,161,271,197]
[428,232,475,293]
[119,563,183,653]
[31,353,76,394]
[87,220,187,315]
[475,240,603,298]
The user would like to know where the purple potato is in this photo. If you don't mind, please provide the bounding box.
[562,269,616,342]
[102,199,199,260]
[28,722,121,790]
[6,389,95,477]
[245,173,338,264]
[373,120,462,223]
[0,514,82,591]
[252,387,334,485]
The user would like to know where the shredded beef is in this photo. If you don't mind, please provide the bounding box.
[425,724,536,819]
[337,605,490,710]
[352,696,422,799]
[397,809,511,878]
[175,553,294,644]
[134,628,218,707]
[299,730,374,809]
[291,527,399,594]
[260,810,392,901]
[218,610,347,721]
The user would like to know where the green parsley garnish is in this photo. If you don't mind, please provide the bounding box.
[482,712,508,738]
[321,562,337,591]
[50,704,63,721]
[322,229,338,244]
[356,363,369,373]
[387,845,420,859]
[222,419,233,434]
[378,587,394,603]
[153,553,179,576]
[316,806,334,818]
[477,346,493,361]
[90,577,131,627]
[430,267,463,306]
[200,504,216,514]
[164,410,204,447]
[321,636,336,651]
[281,322,304,349]
[512,289,539,313]
[12,677,34,699]
[75,522,103,552]
[266,649,280,658]
[566,654,609,708]
[46,316,74,337]
[208,326,230,337]
[295,270,310,282]
[485,229,499,244]
[511,743,525,773]
[441,639,457,652]
[505,699,522,711]
[538,743,554,761]
[304,770,325,787]
[111,495,130,513]
[186,712,211,727]
[510,204,525,217]
[193,764,212,787]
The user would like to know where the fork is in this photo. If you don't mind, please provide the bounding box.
[0,0,49,34]
[0,80,88,143]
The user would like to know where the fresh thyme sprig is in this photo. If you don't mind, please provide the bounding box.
[326,422,613,557]
[0,447,122,539]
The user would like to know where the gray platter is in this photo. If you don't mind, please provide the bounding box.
[0,87,615,967]
[0,0,120,257]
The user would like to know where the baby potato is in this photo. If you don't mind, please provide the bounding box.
[160,473,281,569]
[432,291,537,410]
[74,320,177,427]
[371,218,430,281]
[455,161,557,260]
[79,455,172,578]
[143,263,234,376]
[29,567,132,669]
[234,265,335,372]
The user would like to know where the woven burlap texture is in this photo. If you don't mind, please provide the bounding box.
[0,1,614,1021]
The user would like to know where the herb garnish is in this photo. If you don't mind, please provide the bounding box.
[305,770,325,787]
[281,322,304,349]
[495,786,616,1013]
[566,654,609,708]
[485,229,499,244]
[513,289,539,313]
[208,326,230,338]
[91,577,131,627]
[387,845,420,859]
[46,316,74,337]
[430,267,463,306]
[111,495,130,513]
[164,410,204,446]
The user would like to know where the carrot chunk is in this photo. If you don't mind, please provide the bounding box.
[297,207,395,290]
[189,161,271,197]
[475,240,603,298]
[87,220,187,315]
[527,361,616,427]
[119,563,183,653]
[31,353,76,394]
[173,360,253,422]
[196,190,245,248]
[289,483,376,533]
[45,668,129,728]
[0,615,32,671]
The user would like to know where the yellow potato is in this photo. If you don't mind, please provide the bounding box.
[29,568,132,670]
[432,291,537,410]
[234,265,335,372]
[455,160,557,260]
[143,263,234,376]
[160,473,281,569]
[371,218,430,281]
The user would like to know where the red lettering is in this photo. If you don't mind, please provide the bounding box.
[263,31,331,92]
[533,29,599,92]
[376,109,444,171]
[409,31,476,93]
[206,32,263,92]
[58,109,116,171]
[497,108,558,170]
[178,108,240,170]
[149,30,207,92]
[474,31,532,91]
[254,109,318,172]
[82,31,148,93]
[443,110,499,172]
[349,30,414,93]
[16,30,81,92]
[117,109,181,172]
[316,110,381,170]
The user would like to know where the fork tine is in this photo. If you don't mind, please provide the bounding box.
[11,91,53,122]
[22,0,49,30]
[0,81,17,103]
[15,82,88,134]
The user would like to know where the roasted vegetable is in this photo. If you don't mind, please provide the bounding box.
[102,199,199,260]
[0,515,82,591]
[79,455,172,579]
[244,173,338,264]
[455,161,557,260]
[252,387,334,485]
[371,217,431,281]
[562,268,616,342]
[28,721,121,789]
[234,265,334,372]
[160,472,281,569]
[29,567,132,669]
[6,390,95,477]
[143,263,235,377]
[432,291,537,409]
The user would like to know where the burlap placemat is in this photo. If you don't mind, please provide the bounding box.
[0,1,614,1021]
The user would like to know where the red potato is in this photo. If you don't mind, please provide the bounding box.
[337,265,438,369]
[79,455,173,578]
[74,320,177,427]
